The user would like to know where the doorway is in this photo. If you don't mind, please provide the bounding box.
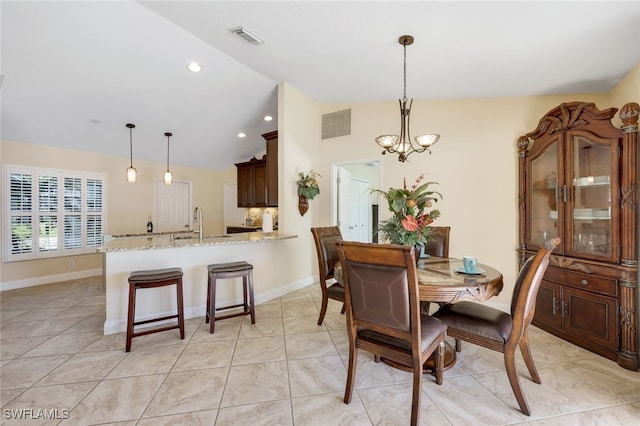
[155,180,191,232]
[332,160,381,243]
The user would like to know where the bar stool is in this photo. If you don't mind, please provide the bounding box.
[126,267,185,352]
[206,261,255,333]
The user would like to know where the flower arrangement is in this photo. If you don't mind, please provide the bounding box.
[297,170,321,200]
[372,174,442,247]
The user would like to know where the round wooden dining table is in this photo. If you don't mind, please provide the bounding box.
[334,256,504,371]
[415,256,503,371]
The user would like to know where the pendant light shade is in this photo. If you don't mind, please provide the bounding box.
[125,123,137,182]
[376,35,440,162]
[164,132,173,185]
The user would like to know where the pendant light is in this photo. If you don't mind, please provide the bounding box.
[125,123,137,182]
[376,35,440,162]
[163,132,173,185]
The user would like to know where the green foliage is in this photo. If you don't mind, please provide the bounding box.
[297,170,321,200]
[372,174,442,246]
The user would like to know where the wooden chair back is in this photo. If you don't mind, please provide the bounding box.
[509,237,559,341]
[423,226,450,257]
[311,226,342,285]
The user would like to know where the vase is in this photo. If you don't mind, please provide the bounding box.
[298,195,309,216]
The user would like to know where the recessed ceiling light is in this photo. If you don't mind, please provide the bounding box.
[187,62,202,73]
[264,115,273,122]
[238,132,246,138]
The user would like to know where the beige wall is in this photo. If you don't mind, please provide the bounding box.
[1,140,236,286]
[610,63,640,123]
[314,93,629,306]
[278,82,321,283]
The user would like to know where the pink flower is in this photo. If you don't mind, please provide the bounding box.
[401,215,419,231]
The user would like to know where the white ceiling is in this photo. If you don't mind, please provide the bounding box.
[2,1,639,171]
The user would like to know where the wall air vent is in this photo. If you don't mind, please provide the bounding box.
[321,109,351,140]
[229,26,264,45]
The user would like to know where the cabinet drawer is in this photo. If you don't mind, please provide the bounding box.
[544,267,617,297]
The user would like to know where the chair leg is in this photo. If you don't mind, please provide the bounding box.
[434,341,444,385]
[248,271,256,325]
[176,279,185,340]
[411,360,423,426]
[205,274,211,324]
[125,284,136,352]
[505,347,531,416]
[317,294,328,325]
[519,332,541,384]
[344,344,358,404]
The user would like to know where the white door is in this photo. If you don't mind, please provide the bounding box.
[337,167,354,239]
[156,180,190,232]
[224,183,246,227]
[352,179,371,242]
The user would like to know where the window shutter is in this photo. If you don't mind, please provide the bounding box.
[86,179,103,247]
[10,173,33,255]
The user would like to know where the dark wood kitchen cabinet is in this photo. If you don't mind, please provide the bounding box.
[235,157,267,207]
[517,101,638,370]
[263,130,278,207]
[235,131,278,208]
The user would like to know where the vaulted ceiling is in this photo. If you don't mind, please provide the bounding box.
[2,1,639,170]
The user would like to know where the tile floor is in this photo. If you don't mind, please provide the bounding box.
[1,276,639,425]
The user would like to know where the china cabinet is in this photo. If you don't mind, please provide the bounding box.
[517,101,639,370]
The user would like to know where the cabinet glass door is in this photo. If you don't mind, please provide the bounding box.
[569,136,615,259]
[528,137,560,249]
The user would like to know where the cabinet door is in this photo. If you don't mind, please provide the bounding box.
[527,136,562,252]
[534,280,562,330]
[565,133,619,262]
[253,163,267,207]
[265,134,278,206]
[236,165,251,207]
[563,286,617,349]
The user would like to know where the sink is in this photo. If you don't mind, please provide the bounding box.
[173,234,198,240]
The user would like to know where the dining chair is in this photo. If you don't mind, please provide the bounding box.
[423,226,451,257]
[310,226,346,325]
[336,241,447,426]
[433,237,560,416]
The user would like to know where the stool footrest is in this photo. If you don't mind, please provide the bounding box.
[134,314,179,327]
[214,310,252,321]
[130,323,181,339]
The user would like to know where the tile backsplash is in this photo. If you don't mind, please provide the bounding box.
[246,207,278,227]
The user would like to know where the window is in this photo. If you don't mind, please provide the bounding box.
[3,165,107,262]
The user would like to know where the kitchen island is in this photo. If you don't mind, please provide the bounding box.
[100,231,299,335]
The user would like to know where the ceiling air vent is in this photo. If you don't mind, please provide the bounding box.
[229,27,264,45]
[322,109,351,140]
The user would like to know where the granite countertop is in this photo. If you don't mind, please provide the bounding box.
[98,231,296,252]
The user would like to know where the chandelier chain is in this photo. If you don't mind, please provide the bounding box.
[403,40,407,102]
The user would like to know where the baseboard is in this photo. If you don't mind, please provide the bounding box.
[0,268,103,292]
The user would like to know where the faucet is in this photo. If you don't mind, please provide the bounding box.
[193,206,203,240]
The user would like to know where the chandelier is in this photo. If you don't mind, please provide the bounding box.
[376,35,440,162]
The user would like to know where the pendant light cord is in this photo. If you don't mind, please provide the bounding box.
[129,127,134,168]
